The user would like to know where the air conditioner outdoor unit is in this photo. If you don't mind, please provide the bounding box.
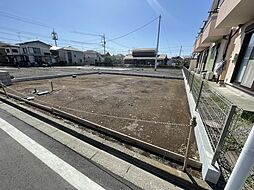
[206,72,213,80]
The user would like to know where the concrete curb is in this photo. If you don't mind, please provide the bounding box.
[12,72,98,83]
[0,95,212,190]
[101,71,183,80]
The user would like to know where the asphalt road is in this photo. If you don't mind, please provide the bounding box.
[0,108,141,190]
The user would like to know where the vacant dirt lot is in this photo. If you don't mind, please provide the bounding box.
[10,74,197,158]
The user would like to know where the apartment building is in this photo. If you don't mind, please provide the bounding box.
[193,0,254,92]
[18,40,52,66]
[0,42,29,66]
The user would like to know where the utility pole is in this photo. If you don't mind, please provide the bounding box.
[154,15,161,71]
[179,45,182,57]
[102,34,106,55]
[51,29,58,47]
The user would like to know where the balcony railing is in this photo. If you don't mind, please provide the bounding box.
[201,13,230,43]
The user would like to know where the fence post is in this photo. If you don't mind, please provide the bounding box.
[183,117,197,171]
[195,81,204,111]
[189,74,195,92]
[211,105,237,165]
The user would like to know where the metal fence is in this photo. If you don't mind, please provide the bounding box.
[183,67,254,189]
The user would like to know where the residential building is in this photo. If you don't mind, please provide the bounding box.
[84,50,102,65]
[50,46,84,66]
[0,42,28,66]
[18,40,52,66]
[113,54,125,65]
[124,48,167,66]
[193,0,254,92]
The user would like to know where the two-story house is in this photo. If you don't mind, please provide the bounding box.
[50,46,84,66]
[193,0,254,93]
[0,42,28,66]
[18,40,52,66]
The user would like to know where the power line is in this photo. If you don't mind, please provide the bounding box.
[0,27,103,47]
[0,11,51,29]
[108,16,159,41]
[70,31,103,37]
[107,40,130,49]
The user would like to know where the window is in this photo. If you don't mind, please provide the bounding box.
[44,52,50,56]
[74,54,76,57]
[23,48,27,54]
[6,49,10,53]
[12,49,18,53]
[235,32,254,89]
[33,47,41,55]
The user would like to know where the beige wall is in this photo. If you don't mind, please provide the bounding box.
[221,20,254,83]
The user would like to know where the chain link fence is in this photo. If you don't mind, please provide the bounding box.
[183,67,254,189]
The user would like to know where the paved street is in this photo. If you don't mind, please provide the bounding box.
[0,108,141,190]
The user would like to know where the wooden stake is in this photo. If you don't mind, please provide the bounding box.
[183,117,196,171]
[51,81,54,92]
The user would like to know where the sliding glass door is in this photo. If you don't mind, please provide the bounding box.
[235,33,254,89]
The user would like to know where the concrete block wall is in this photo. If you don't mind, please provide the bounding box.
[0,70,12,86]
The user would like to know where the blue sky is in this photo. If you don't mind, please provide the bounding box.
[0,0,211,56]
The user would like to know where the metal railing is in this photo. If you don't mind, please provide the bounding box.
[183,67,254,189]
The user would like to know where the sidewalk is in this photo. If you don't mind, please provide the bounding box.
[207,81,254,112]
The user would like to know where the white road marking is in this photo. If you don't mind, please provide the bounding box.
[0,118,105,190]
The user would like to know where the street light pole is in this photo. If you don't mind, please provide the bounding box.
[154,15,161,71]
[102,34,106,55]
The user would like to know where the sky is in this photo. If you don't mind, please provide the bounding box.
[0,0,212,56]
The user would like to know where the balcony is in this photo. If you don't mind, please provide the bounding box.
[216,0,254,28]
[193,34,212,52]
[201,13,230,43]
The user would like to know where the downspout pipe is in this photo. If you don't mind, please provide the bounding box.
[224,125,254,190]
[222,25,243,61]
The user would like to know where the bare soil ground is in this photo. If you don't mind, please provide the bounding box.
[10,74,198,158]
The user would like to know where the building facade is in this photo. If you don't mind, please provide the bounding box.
[18,40,52,66]
[50,46,85,66]
[193,0,254,92]
[124,48,167,66]
[84,50,102,65]
[0,42,28,66]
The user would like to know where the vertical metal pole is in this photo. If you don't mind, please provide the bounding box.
[211,105,237,165]
[154,15,161,71]
[179,45,182,57]
[103,34,106,55]
[195,81,204,111]
[224,125,254,190]
[189,74,195,92]
[183,117,197,171]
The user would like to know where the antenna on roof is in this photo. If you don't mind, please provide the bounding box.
[51,29,58,47]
